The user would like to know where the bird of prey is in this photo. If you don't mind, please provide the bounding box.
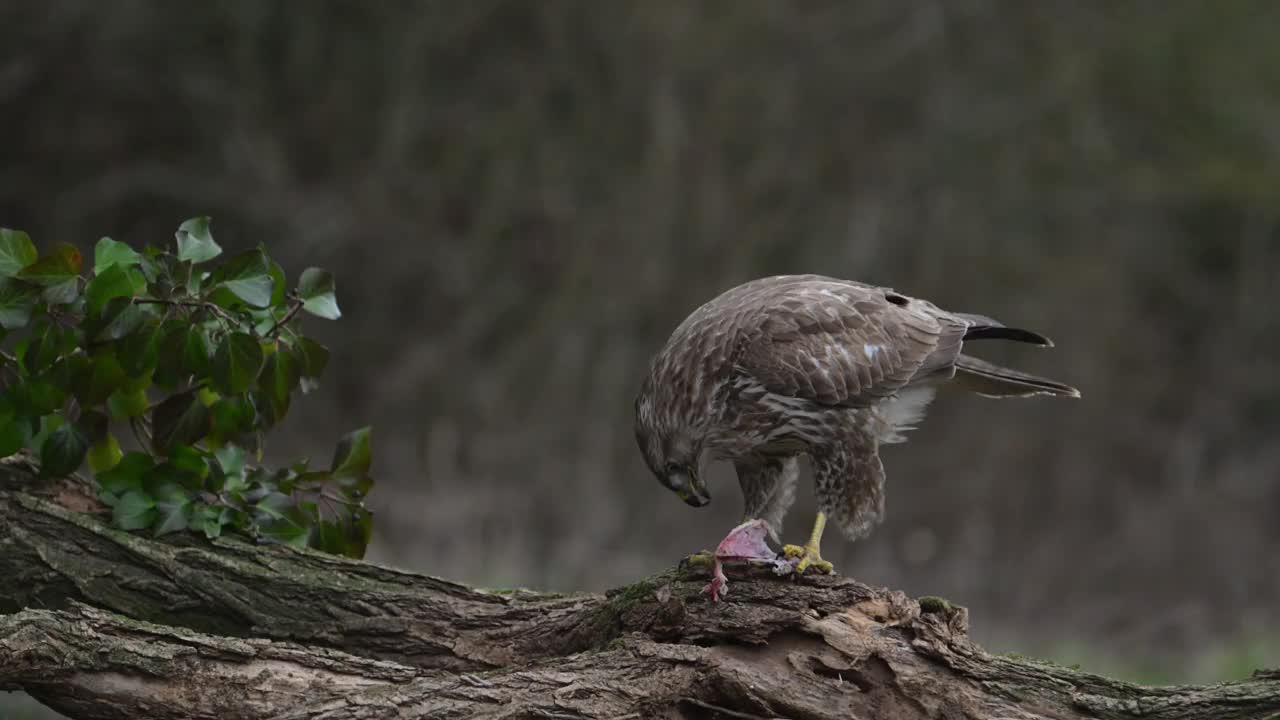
[634,274,1079,577]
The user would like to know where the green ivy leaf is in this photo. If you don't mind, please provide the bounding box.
[259,348,299,422]
[127,266,149,293]
[175,217,222,264]
[330,426,372,481]
[188,268,209,295]
[313,519,347,555]
[0,229,38,278]
[250,390,278,430]
[253,489,291,520]
[93,237,142,274]
[28,414,64,456]
[97,452,154,495]
[106,386,149,419]
[168,444,209,479]
[12,378,66,418]
[221,470,249,496]
[294,337,330,380]
[40,423,89,477]
[196,504,227,540]
[0,418,28,457]
[208,395,255,445]
[298,268,341,320]
[153,323,190,389]
[316,507,373,559]
[272,466,302,495]
[80,353,127,405]
[268,259,287,308]
[0,277,40,330]
[350,509,372,557]
[18,243,83,285]
[151,390,211,454]
[251,307,278,336]
[23,324,62,375]
[211,445,248,493]
[210,249,274,308]
[0,224,364,553]
[42,277,80,306]
[117,324,162,376]
[197,387,220,408]
[94,299,149,342]
[258,506,312,550]
[141,457,200,495]
[113,490,157,531]
[338,471,374,499]
[87,433,124,473]
[86,263,138,314]
[313,511,373,559]
[214,444,246,477]
[136,252,164,285]
[152,483,192,536]
[202,287,243,313]
[298,499,320,523]
[182,327,212,376]
[212,332,264,395]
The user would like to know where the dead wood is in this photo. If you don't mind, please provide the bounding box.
[2,454,1278,720]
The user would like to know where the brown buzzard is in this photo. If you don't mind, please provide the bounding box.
[634,274,1079,574]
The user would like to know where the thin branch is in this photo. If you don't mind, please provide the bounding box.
[131,298,238,329]
[267,296,304,338]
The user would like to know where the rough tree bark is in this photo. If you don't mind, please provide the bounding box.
[1,454,1278,720]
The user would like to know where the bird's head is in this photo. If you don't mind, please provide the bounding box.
[634,382,710,508]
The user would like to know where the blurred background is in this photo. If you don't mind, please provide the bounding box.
[3,2,1280,715]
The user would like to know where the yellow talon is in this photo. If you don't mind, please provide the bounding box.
[684,551,715,569]
[783,512,835,574]
[783,543,833,574]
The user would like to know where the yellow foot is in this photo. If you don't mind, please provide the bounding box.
[684,551,715,569]
[782,543,834,574]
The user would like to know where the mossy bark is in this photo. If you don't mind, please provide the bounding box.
[2,454,1278,720]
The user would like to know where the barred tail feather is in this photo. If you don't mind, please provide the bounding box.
[957,313,1055,347]
[954,354,1081,399]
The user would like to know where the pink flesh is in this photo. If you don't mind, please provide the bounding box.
[701,519,796,601]
[713,519,777,560]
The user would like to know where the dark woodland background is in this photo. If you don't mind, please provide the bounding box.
[4,3,1280,714]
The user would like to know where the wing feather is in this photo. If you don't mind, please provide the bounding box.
[734,279,963,407]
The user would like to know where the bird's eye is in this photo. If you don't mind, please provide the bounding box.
[664,463,682,476]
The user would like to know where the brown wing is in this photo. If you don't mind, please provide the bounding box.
[734,278,965,407]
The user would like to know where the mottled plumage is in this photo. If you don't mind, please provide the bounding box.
[634,274,1079,569]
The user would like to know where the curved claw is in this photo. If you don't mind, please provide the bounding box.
[782,543,834,574]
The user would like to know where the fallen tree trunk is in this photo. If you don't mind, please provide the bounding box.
[2,454,1279,720]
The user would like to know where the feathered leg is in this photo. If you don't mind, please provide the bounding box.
[686,457,798,572]
[812,422,887,546]
[735,455,799,542]
[787,421,886,573]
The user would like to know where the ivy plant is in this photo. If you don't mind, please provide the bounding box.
[0,218,373,558]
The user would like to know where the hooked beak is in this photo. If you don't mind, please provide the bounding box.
[674,468,710,507]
